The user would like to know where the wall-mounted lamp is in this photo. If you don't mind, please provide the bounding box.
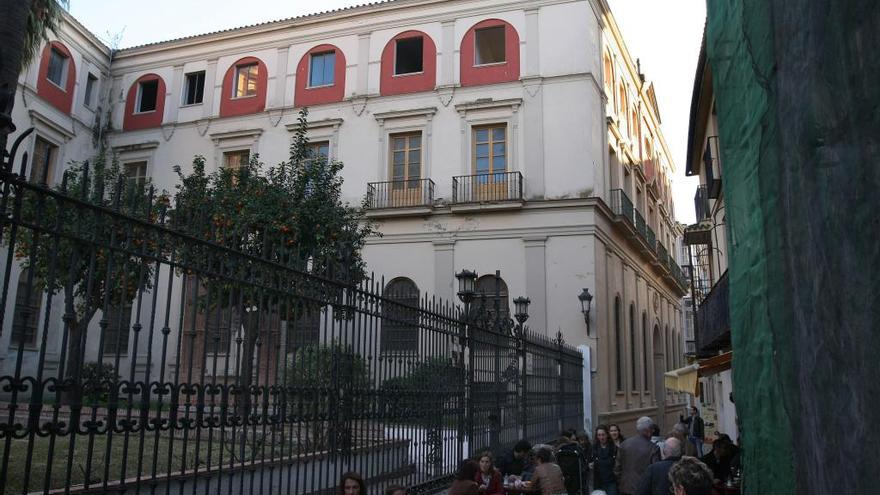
[578,288,594,336]
[513,296,531,325]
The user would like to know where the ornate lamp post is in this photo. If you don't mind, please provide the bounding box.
[456,269,478,315]
[513,296,530,328]
[578,288,594,336]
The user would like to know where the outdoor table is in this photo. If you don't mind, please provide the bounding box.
[713,481,741,495]
[503,485,537,494]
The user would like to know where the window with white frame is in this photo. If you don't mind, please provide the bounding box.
[124,161,148,190]
[46,48,69,88]
[223,149,250,171]
[474,26,506,65]
[309,51,336,87]
[136,79,159,113]
[183,71,205,105]
[233,63,259,98]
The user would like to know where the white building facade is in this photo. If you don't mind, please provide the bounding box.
[3,0,688,432]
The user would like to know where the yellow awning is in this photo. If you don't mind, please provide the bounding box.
[665,363,700,395]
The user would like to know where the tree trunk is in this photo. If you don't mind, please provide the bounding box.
[0,0,33,139]
[236,309,259,421]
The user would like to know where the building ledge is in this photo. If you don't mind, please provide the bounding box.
[449,200,524,213]
[365,206,434,218]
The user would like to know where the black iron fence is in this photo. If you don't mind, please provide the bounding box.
[0,158,582,494]
[452,172,523,204]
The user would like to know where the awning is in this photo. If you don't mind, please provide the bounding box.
[664,351,734,395]
[665,363,700,395]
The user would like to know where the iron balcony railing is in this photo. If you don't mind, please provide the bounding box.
[610,189,635,225]
[452,171,523,204]
[697,269,731,355]
[657,243,670,268]
[645,225,657,251]
[367,178,435,209]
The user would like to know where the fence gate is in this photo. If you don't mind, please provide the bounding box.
[0,145,583,494]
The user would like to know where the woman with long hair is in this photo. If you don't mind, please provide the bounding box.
[475,451,504,495]
[608,423,625,448]
[338,472,366,495]
[591,425,619,495]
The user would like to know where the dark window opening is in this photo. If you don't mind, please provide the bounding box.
[395,37,424,75]
[137,79,159,113]
[11,269,41,347]
[104,303,133,355]
[381,278,420,353]
[475,26,506,65]
[84,73,98,107]
[184,71,205,105]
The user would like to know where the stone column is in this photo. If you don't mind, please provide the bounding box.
[433,240,455,303]
[203,58,219,118]
[523,236,548,333]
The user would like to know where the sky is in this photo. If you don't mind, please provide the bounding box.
[68,0,706,224]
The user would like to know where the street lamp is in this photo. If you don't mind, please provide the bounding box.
[578,288,593,336]
[455,269,478,306]
[513,296,531,325]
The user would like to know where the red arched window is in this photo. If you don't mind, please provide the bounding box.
[219,56,268,118]
[295,44,346,107]
[460,19,520,87]
[380,31,437,96]
[36,41,76,114]
[123,74,166,131]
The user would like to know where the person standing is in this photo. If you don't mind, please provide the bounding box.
[667,457,714,495]
[591,425,619,495]
[634,437,683,495]
[680,407,705,456]
[613,416,660,495]
[530,447,567,495]
[609,424,625,448]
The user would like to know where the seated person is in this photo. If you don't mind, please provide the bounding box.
[530,447,567,495]
[497,439,534,478]
[669,456,714,495]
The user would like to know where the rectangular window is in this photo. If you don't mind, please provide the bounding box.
[104,303,132,355]
[390,133,422,188]
[11,269,41,347]
[136,79,159,113]
[475,26,506,65]
[223,149,250,170]
[205,307,236,355]
[309,51,336,87]
[84,73,98,107]
[124,161,148,190]
[183,71,205,105]
[395,37,424,75]
[305,141,330,168]
[233,63,259,98]
[30,136,57,184]
[473,124,506,175]
[46,48,68,87]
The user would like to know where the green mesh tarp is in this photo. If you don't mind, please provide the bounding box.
[706,0,880,493]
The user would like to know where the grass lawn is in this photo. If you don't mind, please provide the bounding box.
[0,429,282,493]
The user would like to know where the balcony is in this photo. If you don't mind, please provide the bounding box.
[366,178,435,217]
[609,189,689,293]
[696,270,730,356]
[704,136,723,199]
[451,171,524,212]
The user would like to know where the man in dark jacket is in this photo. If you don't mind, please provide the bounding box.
[680,406,705,456]
[635,437,683,495]
[497,439,533,477]
[614,416,661,495]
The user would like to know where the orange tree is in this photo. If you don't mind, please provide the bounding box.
[170,109,376,415]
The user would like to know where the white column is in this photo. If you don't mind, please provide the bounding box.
[440,20,455,86]
[273,46,290,108]
[357,33,370,96]
[203,58,219,119]
[523,236,548,333]
[525,8,540,77]
[168,64,183,122]
[433,240,456,303]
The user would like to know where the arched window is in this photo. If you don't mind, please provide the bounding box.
[123,73,167,131]
[629,303,637,392]
[36,41,76,114]
[382,278,420,353]
[603,53,614,94]
[642,312,649,392]
[380,31,437,96]
[475,274,509,320]
[460,19,520,87]
[618,84,627,124]
[11,268,41,346]
[220,57,268,117]
[614,296,623,392]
